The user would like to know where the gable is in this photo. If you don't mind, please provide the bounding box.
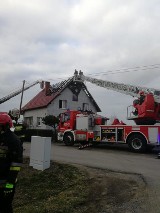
[53,80,101,112]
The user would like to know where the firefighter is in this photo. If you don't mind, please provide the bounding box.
[0,113,23,213]
[139,91,145,105]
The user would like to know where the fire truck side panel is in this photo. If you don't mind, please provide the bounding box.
[76,115,89,130]
[95,125,160,146]
[148,127,158,144]
[75,130,94,141]
[76,114,94,130]
[97,126,126,143]
[75,130,87,141]
[126,125,160,145]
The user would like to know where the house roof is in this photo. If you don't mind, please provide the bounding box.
[22,77,101,112]
[22,89,55,112]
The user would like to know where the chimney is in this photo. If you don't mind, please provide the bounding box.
[45,81,51,96]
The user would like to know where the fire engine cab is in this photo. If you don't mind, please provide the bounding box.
[58,110,108,145]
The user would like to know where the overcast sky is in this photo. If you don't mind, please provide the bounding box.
[0,0,160,124]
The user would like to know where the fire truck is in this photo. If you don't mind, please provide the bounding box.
[57,70,160,152]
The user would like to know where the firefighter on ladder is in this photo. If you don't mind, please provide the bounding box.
[0,113,23,213]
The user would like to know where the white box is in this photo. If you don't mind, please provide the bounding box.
[30,136,51,171]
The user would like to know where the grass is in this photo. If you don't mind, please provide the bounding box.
[13,158,90,213]
[13,158,148,213]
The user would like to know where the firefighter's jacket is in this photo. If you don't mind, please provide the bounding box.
[0,129,23,189]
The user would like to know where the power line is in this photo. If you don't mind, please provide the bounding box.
[5,63,160,93]
[42,63,160,84]
[87,63,160,76]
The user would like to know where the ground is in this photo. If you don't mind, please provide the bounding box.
[73,165,150,213]
[13,158,151,213]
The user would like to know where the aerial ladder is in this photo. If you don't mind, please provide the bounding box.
[0,80,44,105]
[72,70,160,125]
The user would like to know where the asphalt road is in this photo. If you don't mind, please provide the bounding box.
[23,142,160,204]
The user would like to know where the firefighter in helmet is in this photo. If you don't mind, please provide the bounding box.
[139,91,145,105]
[0,113,23,213]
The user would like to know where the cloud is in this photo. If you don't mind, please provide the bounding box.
[0,0,160,124]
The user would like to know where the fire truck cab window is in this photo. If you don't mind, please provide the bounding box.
[65,113,70,121]
[62,113,70,122]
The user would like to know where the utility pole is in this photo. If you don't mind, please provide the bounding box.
[19,80,25,116]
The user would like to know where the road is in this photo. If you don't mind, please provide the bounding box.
[23,142,160,204]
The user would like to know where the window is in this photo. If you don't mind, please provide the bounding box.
[37,117,41,126]
[72,94,78,101]
[61,112,70,122]
[59,100,67,109]
[25,117,33,127]
[83,103,89,111]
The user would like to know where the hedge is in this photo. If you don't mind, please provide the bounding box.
[14,129,55,142]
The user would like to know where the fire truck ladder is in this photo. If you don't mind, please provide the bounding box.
[51,77,74,94]
[73,70,160,103]
[0,80,42,104]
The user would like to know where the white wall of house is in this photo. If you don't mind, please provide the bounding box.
[47,87,98,116]
[23,108,48,129]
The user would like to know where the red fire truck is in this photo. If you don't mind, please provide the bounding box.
[57,70,160,152]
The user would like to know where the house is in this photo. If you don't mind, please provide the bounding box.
[22,76,101,129]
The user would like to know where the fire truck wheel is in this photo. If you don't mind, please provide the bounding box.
[128,133,147,153]
[64,133,74,146]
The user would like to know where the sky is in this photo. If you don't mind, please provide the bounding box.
[0,0,160,124]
